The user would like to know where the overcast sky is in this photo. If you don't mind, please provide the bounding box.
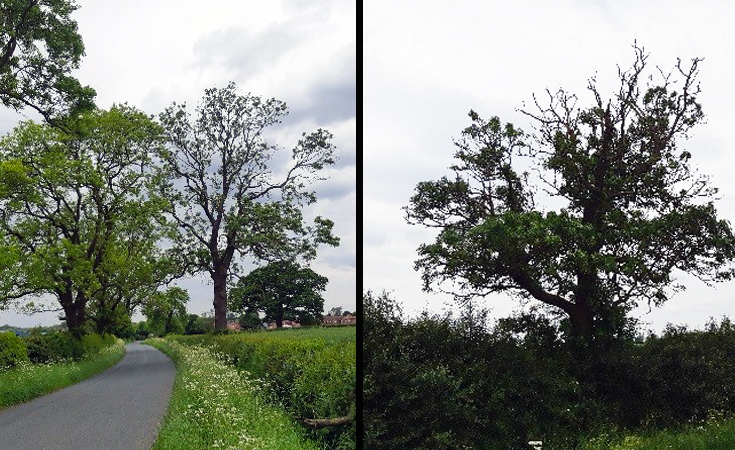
[0,0,356,327]
[365,0,735,334]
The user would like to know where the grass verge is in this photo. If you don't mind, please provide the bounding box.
[582,417,735,450]
[145,337,319,450]
[0,338,125,408]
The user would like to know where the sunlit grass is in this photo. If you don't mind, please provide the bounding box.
[0,339,125,408]
[146,338,319,450]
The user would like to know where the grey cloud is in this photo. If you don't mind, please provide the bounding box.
[314,184,354,202]
[289,77,356,125]
[289,42,356,125]
[194,20,356,127]
[194,26,299,78]
[319,248,356,270]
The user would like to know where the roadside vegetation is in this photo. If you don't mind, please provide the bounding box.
[148,326,356,450]
[146,338,319,450]
[364,291,735,449]
[0,332,123,408]
[581,416,735,450]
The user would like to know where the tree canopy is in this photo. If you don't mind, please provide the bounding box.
[143,286,189,336]
[230,260,328,328]
[405,46,735,341]
[0,105,171,334]
[0,0,96,123]
[157,82,339,330]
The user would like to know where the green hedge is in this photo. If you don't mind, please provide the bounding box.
[24,332,117,363]
[0,332,29,370]
[166,328,356,450]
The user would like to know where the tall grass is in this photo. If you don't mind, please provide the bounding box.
[0,338,125,408]
[581,416,735,450]
[146,338,319,450]
[167,327,357,449]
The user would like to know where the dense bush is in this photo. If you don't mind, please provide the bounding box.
[0,332,29,370]
[364,291,735,449]
[364,291,583,450]
[24,332,116,363]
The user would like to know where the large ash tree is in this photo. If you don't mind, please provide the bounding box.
[157,82,339,331]
[405,47,735,341]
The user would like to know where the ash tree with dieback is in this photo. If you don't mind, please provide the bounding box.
[405,45,735,342]
[230,260,328,328]
[157,82,339,331]
[0,0,96,123]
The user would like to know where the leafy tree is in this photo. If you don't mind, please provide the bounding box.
[0,106,170,334]
[184,313,214,335]
[157,82,339,330]
[142,286,189,336]
[327,306,343,316]
[405,45,735,341]
[230,260,327,328]
[0,0,96,123]
[237,311,262,331]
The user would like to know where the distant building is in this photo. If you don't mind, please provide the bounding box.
[266,320,301,329]
[322,314,356,326]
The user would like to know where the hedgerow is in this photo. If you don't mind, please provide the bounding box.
[166,327,356,450]
[364,291,735,450]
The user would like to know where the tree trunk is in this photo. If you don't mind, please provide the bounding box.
[275,310,284,328]
[213,264,228,331]
[62,294,87,337]
[295,403,356,428]
[568,303,594,339]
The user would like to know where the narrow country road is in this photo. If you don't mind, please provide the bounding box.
[0,342,175,450]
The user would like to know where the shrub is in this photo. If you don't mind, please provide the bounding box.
[81,333,116,356]
[23,332,114,363]
[363,291,582,450]
[0,332,29,370]
[25,332,83,363]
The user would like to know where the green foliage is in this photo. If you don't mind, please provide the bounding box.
[580,416,735,450]
[0,338,124,408]
[89,302,135,338]
[23,331,114,363]
[0,331,29,370]
[364,291,581,450]
[404,45,735,340]
[24,331,84,362]
[165,326,356,450]
[237,311,262,330]
[157,82,339,329]
[184,313,213,335]
[0,0,97,122]
[0,106,171,333]
[133,321,152,340]
[365,289,735,449]
[145,338,319,450]
[142,287,189,336]
[230,261,327,328]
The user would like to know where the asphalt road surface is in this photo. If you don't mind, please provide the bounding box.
[0,342,176,450]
